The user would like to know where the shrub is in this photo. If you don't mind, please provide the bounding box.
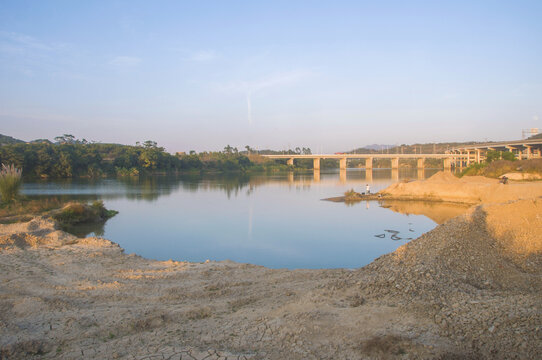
[459,163,487,177]
[53,201,118,225]
[0,163,22,203]
[344,188,357,197]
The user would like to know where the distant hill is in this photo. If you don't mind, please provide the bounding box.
[349,141,484,154]
[0,134,25,145]
[362,144,397,151]
[528,133,542,140]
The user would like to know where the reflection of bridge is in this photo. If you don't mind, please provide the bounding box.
[448,139,542,166]
[262,153,462,171]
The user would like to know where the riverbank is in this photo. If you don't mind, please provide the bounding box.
[1,178,541,359]
[326,171,542,204]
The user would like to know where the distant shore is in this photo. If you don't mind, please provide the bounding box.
[1,173,541,359]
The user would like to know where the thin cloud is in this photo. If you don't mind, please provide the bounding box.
[109,56,142,67]
[189,50,218,62]
[215,69,316,124]
[217,69,315,93]
[0,31,68,56]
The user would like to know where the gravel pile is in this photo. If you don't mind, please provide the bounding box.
[356,199,542,359]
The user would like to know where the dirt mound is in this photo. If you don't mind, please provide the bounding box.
[381,172,542,203]
[501,172,542,180]
[484,198,542,262]
[358,199,542,358]
[427,171,460,183]
[0,216,77,249]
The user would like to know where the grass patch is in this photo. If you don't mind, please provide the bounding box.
[0,197,66,222]
[52,200,118,227]
[0,164,22,204]
[460,159,542,178]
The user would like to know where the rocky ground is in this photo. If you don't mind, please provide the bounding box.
[1,179,541,359]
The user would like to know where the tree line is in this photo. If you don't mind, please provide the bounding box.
[0,136,311,178]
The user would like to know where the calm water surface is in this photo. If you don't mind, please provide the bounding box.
[23,169,442,269]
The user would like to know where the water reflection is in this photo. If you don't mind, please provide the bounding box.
[379,200,471,224]
[21,168,448,269]
[23,168,444,202]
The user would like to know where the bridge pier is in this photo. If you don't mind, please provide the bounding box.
[365,168,373,182]
[339,168,346,183]
[443,158,452,171]
[417,158,424,169]
[417,168,424,180]
[340,158,347,170]
[313,158,320,170]
[287,158,294,166]
[525,145,532,159]
[506,146,519,160]
[475,149,481,163]
[365,157,373,169]
[391,157,399,169]
[392,168,399,182]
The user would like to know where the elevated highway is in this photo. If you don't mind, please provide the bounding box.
[262,138,542,171]
[448,139,542,165]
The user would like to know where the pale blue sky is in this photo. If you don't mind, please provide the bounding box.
[1,0,541,152]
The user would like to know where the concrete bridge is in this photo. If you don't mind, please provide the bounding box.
[263,138,542,171]
[262,153,463,171]
[448,138,542,166]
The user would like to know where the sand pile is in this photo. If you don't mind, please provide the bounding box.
[358,198,542,358]
[381,171,542,203]
[0,217,79,249]
[502,172,542,180]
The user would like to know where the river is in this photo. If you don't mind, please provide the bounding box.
[21,168,466,269]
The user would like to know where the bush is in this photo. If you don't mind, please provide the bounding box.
[53,201,118,225]
[461,159,542,178]
[0,164,22,203]
[344,188,357,197]
[459,162,487,177]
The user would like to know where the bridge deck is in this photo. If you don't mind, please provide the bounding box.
[262,154,462,159]
[449,138,542,151]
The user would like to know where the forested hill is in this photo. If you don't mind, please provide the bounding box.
[0,134,25,145]
[0,139,183,178]
[0,136,288,178]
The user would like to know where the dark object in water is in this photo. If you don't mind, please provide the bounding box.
[374,234,385,238]
[384,229,399,234]
[390,234,402,240]
[409,229,415,232]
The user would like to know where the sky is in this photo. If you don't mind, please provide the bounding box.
[0,0,541,153]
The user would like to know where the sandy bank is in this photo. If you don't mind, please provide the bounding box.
[380,171,542,204]
[1,194,541,359]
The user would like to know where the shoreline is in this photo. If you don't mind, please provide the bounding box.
[326,171,542,205]
[1,174,541,359]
